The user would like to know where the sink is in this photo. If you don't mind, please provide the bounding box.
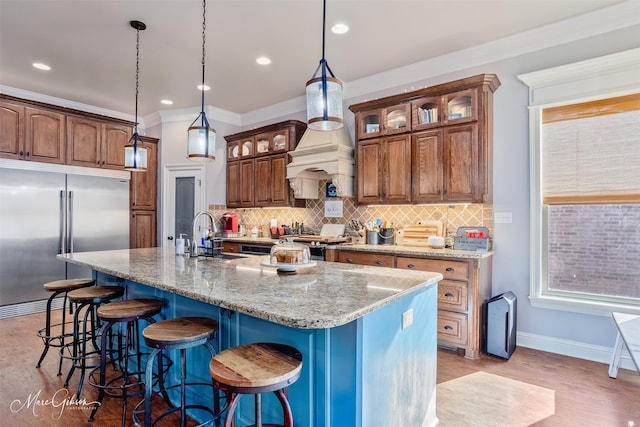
[214,253,247,260]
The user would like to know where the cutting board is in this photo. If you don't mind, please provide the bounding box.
[397,221,443,246]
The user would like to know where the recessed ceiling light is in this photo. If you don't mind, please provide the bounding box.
[160,99,173,105]
[331,23,349,34]
[32,62,51,71]
[256,56,271,65]
[197,84,210,91]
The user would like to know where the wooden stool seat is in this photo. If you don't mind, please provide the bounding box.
[67,285,125,303]
[210,343,303,392]
[143,316,219,349]
[210,343,302,427]
[97,298,163,322]
[43,278,95,292]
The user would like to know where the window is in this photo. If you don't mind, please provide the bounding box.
[519,48,640,316]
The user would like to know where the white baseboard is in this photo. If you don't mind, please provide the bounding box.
[517,331,637,373]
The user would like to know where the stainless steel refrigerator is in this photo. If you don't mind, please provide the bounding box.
[0,160,130,318]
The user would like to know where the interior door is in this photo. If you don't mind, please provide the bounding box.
[165,167,204,247]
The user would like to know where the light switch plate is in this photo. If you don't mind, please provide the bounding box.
[495,212,513,224]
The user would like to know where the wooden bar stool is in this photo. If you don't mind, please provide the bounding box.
[209,343,303,427]
[133,316,221,427]
[87,298,164,426]
[61,285,125,398]
[36,278,95,375]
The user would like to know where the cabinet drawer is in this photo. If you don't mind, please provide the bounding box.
[437,311,468,345]
[438,280,468,311]
[396,257,469,281]
[223,242,239,253]
[338,251,395,267]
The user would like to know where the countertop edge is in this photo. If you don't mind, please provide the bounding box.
[58,251,442,329]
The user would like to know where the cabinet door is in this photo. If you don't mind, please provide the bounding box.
[254,157,271,206]
[67,116,101,167]
[272,129,290,152]
[254,133,272,156]
[239,159,255,206]
[102,123,131,170]
[130,138,157,210]
[443,88,477,125]
[131,210,157,248]
[412,96,442,131]
[356,138,383,204]
[0,101,24,159]
[226,161,241,208]
[443,124,478,202]
[412,130,443,202]
[383,134,411,203]
[355,109,382,140]
[382,103,411,135]
[26,107,65,164]
[270,154,289,205]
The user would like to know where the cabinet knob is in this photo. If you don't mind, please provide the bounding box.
[407,264,415,269]
[445,267,455,272]
[26,151,30,157]
[443,325,453,331]
[346,258,354,263]
[444,292,454,298]
[376,260,384,265]
[19,151,24,156]
[167,236,174,241]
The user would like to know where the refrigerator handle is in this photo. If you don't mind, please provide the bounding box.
[58,190,65,254]
[67,191,74,253]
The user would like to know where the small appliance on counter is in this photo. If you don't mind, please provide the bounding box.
[222,212,240,237]
[453,226,491,251]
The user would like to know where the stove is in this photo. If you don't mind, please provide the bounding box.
[292,235,350,260]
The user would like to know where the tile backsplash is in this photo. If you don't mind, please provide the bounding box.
[210,180,493,241]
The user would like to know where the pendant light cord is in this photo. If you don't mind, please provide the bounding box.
[200,0,206,119]
[321,0,326,61]
[134,25,140,135]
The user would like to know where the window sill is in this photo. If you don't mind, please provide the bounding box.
[529,294,640,317]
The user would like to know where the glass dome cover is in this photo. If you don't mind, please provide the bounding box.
[269,238,310,265]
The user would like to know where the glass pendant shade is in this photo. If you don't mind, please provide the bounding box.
[124,133,148,171]
[187,115,216,161]
[306,75,344,130]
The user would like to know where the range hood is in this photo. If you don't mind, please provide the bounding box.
[286,126,355,199]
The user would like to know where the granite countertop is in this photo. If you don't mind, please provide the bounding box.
[224,237,494,259]
[58,247,441,329]
[336,243,495,259]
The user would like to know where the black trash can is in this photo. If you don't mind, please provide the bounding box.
[486,291,517,359]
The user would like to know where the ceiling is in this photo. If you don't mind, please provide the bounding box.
[0,0,628,120]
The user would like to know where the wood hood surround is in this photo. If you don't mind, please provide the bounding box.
[286,126,355,199]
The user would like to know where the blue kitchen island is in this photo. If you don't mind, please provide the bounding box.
[59,247,442,427]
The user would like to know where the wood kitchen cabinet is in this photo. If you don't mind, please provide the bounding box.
[67,116,131,169]
[225,120,306,208]
[349,74,499,205]
[357,134,411,204]
[0,101,64,163]
[1,95,134,169]
[336,249,492,359]
[130,136,158,248]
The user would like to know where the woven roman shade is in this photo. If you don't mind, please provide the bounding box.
[541,93,640,204]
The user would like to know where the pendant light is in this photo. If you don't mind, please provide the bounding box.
[187,0,216,161]
[124,20,148,172]
[305,0,344,131]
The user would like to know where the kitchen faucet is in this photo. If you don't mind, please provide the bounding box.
[190,211,217,257]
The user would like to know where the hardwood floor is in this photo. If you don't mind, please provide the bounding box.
[1,310,638,426]
[438,347,640,426]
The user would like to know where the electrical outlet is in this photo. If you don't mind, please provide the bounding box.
[402,309,413,329]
